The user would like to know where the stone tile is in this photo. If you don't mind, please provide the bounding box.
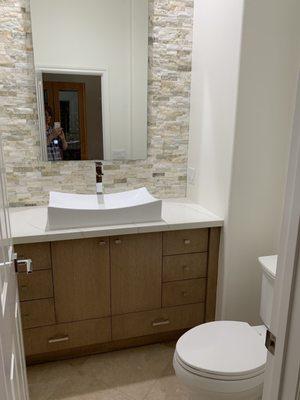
[47,372,132,400]
[29,382,58,400]
[28,367,132,400]
[27,359,80,386]
[26,343,186,400]
[0,0,193,206]
[76,343,174,400]
[144,360,191,400]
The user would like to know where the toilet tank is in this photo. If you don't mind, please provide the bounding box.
[259,255,277,329]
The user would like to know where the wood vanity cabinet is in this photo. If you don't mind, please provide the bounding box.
[51,237,110,322]
[110,232,162,315]
[15,227,221,364]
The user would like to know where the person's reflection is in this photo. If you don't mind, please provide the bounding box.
[45,106,68,161]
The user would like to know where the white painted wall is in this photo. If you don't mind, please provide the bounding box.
[187,0,245,321]
[188,0,300,323]
[187,0,244,218]
[222,0,300,323]
[30,0,148,160]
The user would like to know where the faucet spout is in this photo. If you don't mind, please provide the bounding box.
[95,162,104,204]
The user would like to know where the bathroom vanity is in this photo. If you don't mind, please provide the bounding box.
[11,200,223,364]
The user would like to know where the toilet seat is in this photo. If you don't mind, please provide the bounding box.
[176,321,267,381]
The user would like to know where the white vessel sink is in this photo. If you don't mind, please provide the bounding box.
[47,187,162,230]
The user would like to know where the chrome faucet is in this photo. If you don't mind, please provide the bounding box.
[95,162,104,204]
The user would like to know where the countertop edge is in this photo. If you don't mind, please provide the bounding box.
[10,200,224,245]
[12,220,224,244]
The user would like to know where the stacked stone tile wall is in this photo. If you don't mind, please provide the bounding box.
[0,0,193,206]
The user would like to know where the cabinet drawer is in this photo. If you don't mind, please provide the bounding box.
[18,270,53,301]
[162,279,206,307]
[163,253,208,282]
[23,318,111,356]
[14,243,51,272]
[112,303,204,340]
[163,229,209,255]
[21,299,55,329]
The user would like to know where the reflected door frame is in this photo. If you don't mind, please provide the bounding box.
[43,81,88,160]
[35,66,111,161]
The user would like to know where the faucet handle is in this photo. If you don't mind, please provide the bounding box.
[95,162,103,182]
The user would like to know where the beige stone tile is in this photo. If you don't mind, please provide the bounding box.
[46,372,132,400]
[29,382,58,400]
[27,343,179,400]
[76,343,174,400]
[145,361,191,400]
[27,357,89,400]
[27,360,78,386]
[3,0,193,207]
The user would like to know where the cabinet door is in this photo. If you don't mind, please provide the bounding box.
[111,233,162,315]
[52,238,110,322]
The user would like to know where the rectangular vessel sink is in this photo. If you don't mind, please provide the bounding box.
[47,187,162,230]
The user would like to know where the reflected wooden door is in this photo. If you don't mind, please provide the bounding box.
[43,81,88,160]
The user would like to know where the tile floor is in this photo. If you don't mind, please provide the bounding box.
[27,342,191,400]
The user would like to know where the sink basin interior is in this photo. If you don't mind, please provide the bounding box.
[49,187,159,210]
[47,187,162,230]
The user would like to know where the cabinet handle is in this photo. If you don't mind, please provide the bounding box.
[48,336,69,344]
[184,239,191,245]
[182,265,190,272]
[152,319,170,327]
[98,241,106,246]
[114,239,122,245]
[181,290,188,297]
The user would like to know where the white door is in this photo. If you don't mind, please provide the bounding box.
[0,134,29,400]
[263,76,300,399]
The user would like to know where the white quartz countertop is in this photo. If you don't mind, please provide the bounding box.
[10,198,223,244]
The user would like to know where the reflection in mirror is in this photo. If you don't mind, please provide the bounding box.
[43,73,103,161]
[30,0,148,161]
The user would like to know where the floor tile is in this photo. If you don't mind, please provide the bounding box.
[29,382,58,400]
[27,342,182,400]
[77,343,174,400]
[144,360,191,400]
[47,372,132,400]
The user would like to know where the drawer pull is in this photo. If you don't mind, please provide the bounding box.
[115,239,122,245]
[181,291,188,297]
[152,319,170,327]
[184,239,191,245]
[48,336,69,344]
[98,241,106,246]
[182,265,190,272]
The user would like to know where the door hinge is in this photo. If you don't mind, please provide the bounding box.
[265,329,276,355]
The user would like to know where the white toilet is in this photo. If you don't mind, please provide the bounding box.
[173,255,277,400]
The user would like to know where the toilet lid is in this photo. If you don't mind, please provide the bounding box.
[176,321,267,379]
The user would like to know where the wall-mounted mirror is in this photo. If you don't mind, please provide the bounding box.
[30,0,148,161]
